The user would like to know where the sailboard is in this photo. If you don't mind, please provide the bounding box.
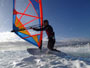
[13,0,43,49]
[27,48,68,57]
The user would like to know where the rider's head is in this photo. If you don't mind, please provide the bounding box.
[43,20,49,26]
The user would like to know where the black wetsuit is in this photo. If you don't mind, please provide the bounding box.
[33,25,55,50]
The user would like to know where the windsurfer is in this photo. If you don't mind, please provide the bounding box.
[31,20,57,51]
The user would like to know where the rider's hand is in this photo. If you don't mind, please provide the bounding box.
[30,27,33,29]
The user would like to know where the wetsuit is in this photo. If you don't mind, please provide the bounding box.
[33,25,55,50]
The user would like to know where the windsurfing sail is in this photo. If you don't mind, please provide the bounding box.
[13,0,43,49]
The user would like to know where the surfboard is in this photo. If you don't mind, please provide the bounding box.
[27,48,68,57]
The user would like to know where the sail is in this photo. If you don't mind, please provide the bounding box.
[13,0,43,49]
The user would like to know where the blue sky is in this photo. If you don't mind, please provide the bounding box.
[0,0,90,41]
[42,0,90,39]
